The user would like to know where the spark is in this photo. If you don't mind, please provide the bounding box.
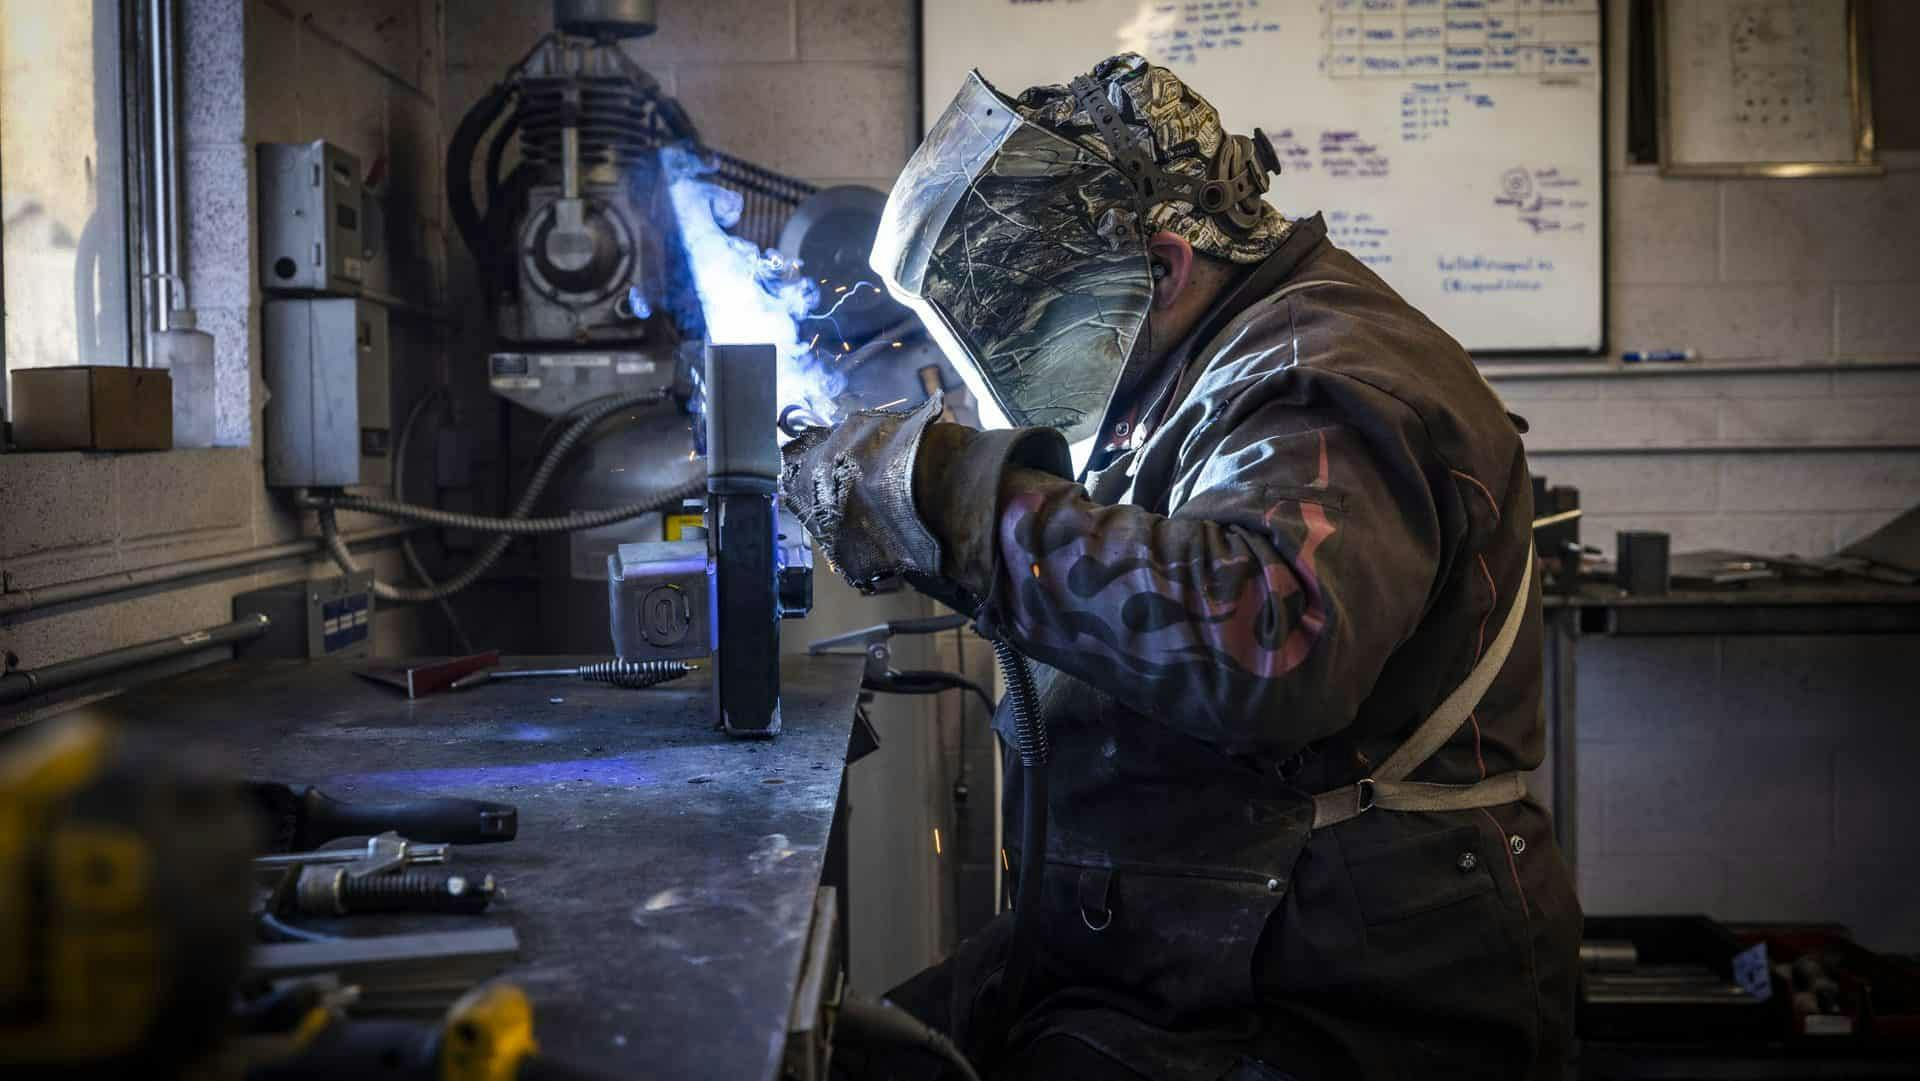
[875,397,908,410]
[806,280,884,323]
[933,828,942,855]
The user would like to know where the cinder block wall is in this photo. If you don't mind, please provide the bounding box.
[1574,635,1919,950]
[1487,0,1920,557]
[0,0,446,703]
[1505,2,1920,952]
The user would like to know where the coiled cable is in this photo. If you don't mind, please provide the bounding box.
[990,636,1049,1044]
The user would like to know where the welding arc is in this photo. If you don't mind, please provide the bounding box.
[312,390,700,602]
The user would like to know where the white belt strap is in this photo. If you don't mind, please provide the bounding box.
[1311,549,1534,829]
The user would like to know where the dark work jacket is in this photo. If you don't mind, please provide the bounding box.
[917,216,1582,1081]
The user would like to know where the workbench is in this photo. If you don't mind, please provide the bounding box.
[87,653,867,1081]
[1536,581,1920,871]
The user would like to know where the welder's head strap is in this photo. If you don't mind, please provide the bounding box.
[1068,75,1277,236]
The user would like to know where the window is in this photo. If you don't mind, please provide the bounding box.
[0,0,149,423]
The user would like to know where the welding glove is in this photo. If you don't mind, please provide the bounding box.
[779,394,950,594]
[780,392,1074,612]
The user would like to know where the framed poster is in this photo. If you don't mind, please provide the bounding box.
[1659,0,1879,177]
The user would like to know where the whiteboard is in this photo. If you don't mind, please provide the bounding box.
[919,0,1606,354]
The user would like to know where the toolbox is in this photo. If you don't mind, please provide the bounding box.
[1731,923,1920,1042]
[1578,915,1773,1042]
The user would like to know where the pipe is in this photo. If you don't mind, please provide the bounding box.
[0,525,418,619]
[561,124,581,200]
[0,614,271,707]
[148,0,185,327]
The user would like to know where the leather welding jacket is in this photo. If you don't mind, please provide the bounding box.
[910,215,1582,1081]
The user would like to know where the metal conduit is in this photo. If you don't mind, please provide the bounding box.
[0,614,271,707]
[0,525,418,619]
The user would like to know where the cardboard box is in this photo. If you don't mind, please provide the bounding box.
[9,366,173,451]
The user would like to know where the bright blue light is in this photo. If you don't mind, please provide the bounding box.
[661,146,845,422]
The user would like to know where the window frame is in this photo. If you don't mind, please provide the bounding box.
[0,0,162,432]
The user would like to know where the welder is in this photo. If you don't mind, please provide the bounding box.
[783,54,1580,1081]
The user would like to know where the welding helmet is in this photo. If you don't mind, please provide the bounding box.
[870,54,1288,460]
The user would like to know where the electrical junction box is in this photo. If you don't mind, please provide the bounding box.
[608,540,714,661]
[257,140,366,294]
[232,572,375,659]
[263,297,390,488]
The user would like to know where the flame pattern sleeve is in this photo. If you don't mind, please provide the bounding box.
[982,403,1442,758]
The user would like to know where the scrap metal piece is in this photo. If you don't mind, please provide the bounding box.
[355,652,501,699]
[248,927,521,996]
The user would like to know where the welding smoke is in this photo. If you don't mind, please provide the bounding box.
[661,146,845,425]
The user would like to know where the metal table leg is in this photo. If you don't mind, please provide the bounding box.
[1547,608,1579,872]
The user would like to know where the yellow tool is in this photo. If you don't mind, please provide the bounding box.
[245,981,593,1081]
[0,714,256,1077]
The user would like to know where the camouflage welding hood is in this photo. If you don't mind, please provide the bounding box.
[872,56,1286,457]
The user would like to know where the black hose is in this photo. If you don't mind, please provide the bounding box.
[483,108,522,207]
[872,669,995,717]
[990,637,1049,1040]
[447,81,513,264]
[835,995,983,1081]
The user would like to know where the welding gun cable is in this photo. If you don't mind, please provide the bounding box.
[834,995,984,1081]
[990,637,1050,1048]
[867,669,996,716]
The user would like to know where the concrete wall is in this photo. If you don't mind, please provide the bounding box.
[0,0,448,711]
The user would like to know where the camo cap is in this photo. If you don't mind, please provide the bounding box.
[1013,53,1291,265]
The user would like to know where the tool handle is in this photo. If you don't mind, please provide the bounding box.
[301,788,519,847]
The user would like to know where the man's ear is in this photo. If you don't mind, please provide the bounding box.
[1147,231,1196,311]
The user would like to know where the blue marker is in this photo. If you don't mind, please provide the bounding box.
[1621,348,1696,363]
